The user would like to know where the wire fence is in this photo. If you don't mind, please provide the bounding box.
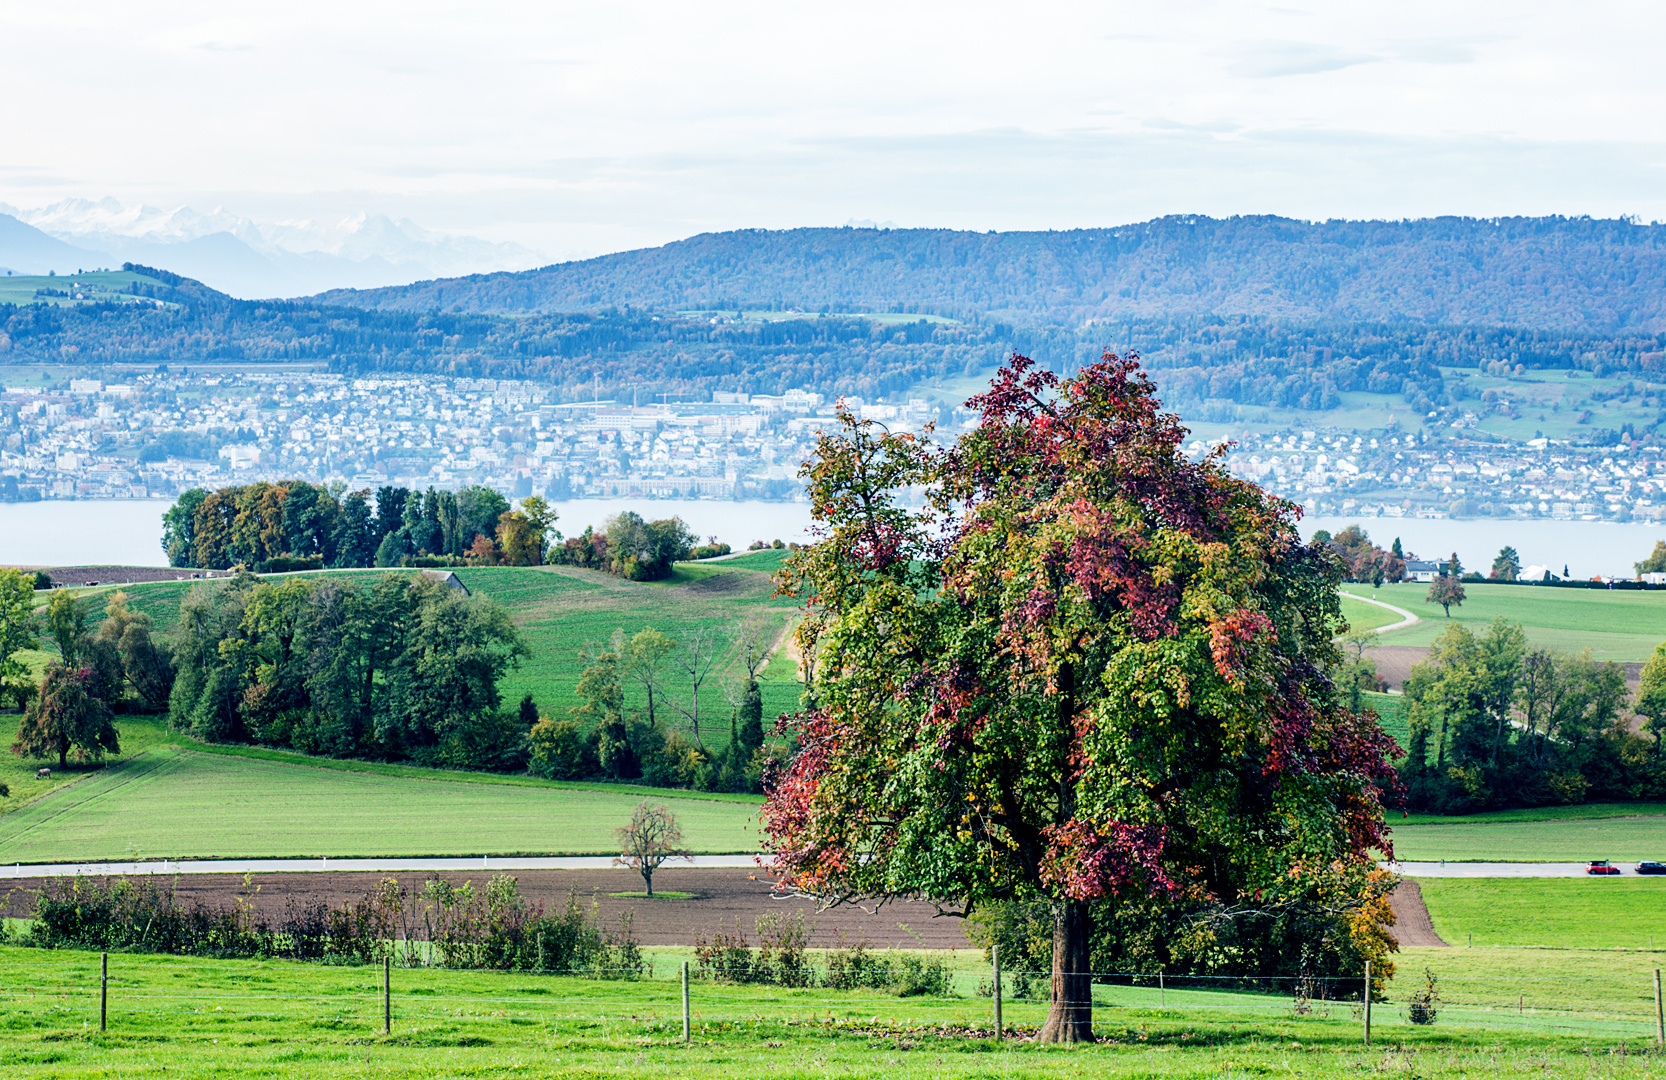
[7,952,1666,1047]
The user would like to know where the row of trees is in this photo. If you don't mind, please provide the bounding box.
[161,482,559,571]
[528,622,786,794]
[1396,617,1662,811]
[168,572,529,766]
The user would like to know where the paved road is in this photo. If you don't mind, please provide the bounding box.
[1390,861,1653,877]
[0,854,765,880]
[1349,592,1420,634]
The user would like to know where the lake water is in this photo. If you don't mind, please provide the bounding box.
[0,498,1657,579]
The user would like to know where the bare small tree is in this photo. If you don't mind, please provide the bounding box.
[613,801,690,897]
[671,626,720,747]
[621,627,676,729]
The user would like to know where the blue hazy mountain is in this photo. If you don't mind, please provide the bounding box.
[314,215,1666,335]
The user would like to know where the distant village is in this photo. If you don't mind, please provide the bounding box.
[0,369,946,503]
[0,368,1660,528]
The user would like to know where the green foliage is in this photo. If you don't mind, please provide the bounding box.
[1638,541,1666,577]
[0,569,36,699]
[10,664,120,769]
[1401,618,1640,813]
[1491,546,1522,582]
[166,572,528,764]
[550,513,695,581]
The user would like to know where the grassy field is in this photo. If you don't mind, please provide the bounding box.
[1338,594,1401,633]
[0,740,761,863]
[0,716,178,818]
[1415,878,1666,949]
[1391,813,1666,862]
[0,268,174,309]
[1340,581,1666,661]
[0,943,1661,1078]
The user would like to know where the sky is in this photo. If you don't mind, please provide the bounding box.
[1,0,1662,262]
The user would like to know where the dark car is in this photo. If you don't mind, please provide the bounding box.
[1639,862,1666,875]
[1588,860,1622,875]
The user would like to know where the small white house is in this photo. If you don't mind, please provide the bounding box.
[1522,565,1554,582]
[1405,559,1442,583]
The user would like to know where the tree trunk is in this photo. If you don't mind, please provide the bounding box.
[643,867,653,897]
[1037,898,1095,1043]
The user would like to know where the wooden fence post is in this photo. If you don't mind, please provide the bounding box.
[1654,968,1663,1047]
[383,957,391,1035]
[100,952,108,1033]
[682,961,691,1042]
[1363,960,1372,1047]
[991,944,1002,1042]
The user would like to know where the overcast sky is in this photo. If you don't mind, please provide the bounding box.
[2,0,1661,261]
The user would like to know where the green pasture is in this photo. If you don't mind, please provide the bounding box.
[1391,812,1666,862]
[0,742,761,863]
[1341,580,1666,662]
[0,715,177,819]
[1415,878,1666,949]
[0,943,1662,1078]
[0,268,171,309]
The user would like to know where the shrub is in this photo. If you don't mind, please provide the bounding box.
[1408,968,1440,1024]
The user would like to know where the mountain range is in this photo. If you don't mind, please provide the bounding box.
[0,199,542,298]
[316,215,1666,335]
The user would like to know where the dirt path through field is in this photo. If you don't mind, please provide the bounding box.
[1388,879,1447,947]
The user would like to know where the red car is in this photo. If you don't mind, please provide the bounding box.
[1588,860,1622,875]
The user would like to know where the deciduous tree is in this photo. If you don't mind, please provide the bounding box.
[1427,572,1466,617]
[764,354,1399,1042]
[12,664,119,769]
[613,801,690,897]
[0,569,35,702]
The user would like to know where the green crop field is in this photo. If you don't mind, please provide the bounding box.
[0,943,1661,1078]
[0,716,178,819]
[0,742,761,862]
[1415,878,1666,949]
[1390,812,1666,862]
[1340,581,1666,661]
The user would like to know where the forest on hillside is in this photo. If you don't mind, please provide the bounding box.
[4,259,1666,423]
[318,215,1666,334]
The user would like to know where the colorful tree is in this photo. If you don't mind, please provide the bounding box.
[12,664,120,770]
[763,354,1400,1042]
[1426,573,1465,617]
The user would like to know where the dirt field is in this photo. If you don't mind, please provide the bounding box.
[0,868,972,949]
[1387,879,1447,948]
[3,867,1446,953]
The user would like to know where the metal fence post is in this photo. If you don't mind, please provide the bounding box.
[1654,968,1663,1047]
[1363,960,1372,1047]
[991,944,1002,1042]
[383,957,391,1035]
[100,952,108,1033]
[682,961,691,1042]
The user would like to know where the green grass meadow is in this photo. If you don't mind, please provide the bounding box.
[1391,812,1666,862]
[1341,581,1666,662]
[1415,878,1666,949]
[0,737,761,863]
[1,942,1664,1079]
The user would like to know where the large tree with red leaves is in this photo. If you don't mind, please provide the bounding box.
[764,354,1399,1042]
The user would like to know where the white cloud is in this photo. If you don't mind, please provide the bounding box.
[0,0,1660,260]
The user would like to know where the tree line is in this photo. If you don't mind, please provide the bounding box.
[1393,616,1666,812]
[161,482,707,583]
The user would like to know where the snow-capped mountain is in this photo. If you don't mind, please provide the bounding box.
[0,198,544,299]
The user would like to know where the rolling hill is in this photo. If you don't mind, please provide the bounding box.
[315,215,1666,334]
